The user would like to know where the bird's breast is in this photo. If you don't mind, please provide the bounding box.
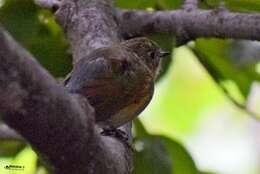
[100,85,154,128]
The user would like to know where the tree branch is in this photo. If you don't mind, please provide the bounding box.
[0,23,132,173]
[32,0,132,173]
[54,0,120,65]
[0,26,95,173]
[117,9,260,45]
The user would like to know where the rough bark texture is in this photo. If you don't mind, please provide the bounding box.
[0,0,132,173]
[117,9,260,45]
[1,0,260,173]
[55,0,120,64]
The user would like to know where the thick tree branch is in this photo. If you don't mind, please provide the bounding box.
[54,0,120,65]
[0,27,96,173]
[30,1,260,173]
[117,9,260,45]
[0,25,132,174]
[34,0,132,173]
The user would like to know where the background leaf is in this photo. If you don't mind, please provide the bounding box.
[194,39,260,98]
[133,120,198,174]
[202,0,260,12]
[0,0,71,77]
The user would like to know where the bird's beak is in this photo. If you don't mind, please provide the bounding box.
[159,51,170,57]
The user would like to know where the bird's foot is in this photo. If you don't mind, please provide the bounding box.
[101,128,128,141]
[101,128,134,151]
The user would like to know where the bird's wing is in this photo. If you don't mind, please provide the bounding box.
[65,57,146,122]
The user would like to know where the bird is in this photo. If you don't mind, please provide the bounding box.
[64,37,169,140]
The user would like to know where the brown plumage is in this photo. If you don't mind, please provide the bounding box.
[65,37,169,129]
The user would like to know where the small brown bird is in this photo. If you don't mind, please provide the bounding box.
[65,37,169,139]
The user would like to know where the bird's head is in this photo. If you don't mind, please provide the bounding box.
[121,37,170,76]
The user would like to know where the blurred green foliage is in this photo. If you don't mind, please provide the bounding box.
[141,47,224,136]
[202,0,260,11]
[1,0,260,174]
[0,141,25,157]
[115,0,182,9]
[0,147,37,174]
[195,39,260,98]
[133,120,198,174]
[0,0,71,77]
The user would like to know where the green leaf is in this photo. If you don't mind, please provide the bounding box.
[198,172,218,174]
[0,0,71,77]
[162,137,198,174]
[195,39,259,98]
[156,0,183,9]
[133,135,198,174]
[115,0,156,9]
[0,147,37,174]
[133,119,149,137]
[133,121,198,174]
[0,140,25,157]
[133,136,172,174]
[203,0,260,12]
[12,147,37,174]
[115,0,183,10]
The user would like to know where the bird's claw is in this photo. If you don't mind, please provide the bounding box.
[101,128,128,141]
[101,128,134,151]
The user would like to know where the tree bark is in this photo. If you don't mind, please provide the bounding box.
[117,9,260,45]
[2,0,260,173]
[0,0,132,173]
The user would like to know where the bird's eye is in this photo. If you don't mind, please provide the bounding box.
[149,51,156,59]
